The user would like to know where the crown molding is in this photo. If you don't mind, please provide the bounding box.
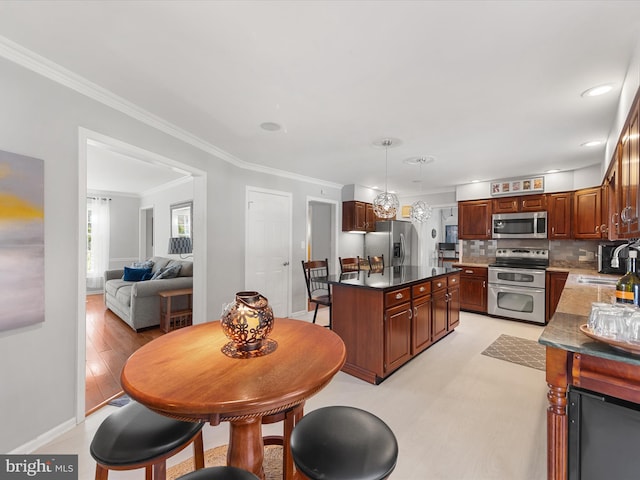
[0,35,343,190]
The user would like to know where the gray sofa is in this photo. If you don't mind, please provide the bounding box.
[104,256,193,331]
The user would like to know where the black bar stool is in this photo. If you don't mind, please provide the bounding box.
[290,405,398,480]
[176,466,259,480]
[90,400,205,480]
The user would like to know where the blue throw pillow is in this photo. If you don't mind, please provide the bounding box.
[123,266,152,282]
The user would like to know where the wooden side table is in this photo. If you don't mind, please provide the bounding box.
[158,288,193,333]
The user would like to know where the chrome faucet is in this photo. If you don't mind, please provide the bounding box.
[611,239,640,268]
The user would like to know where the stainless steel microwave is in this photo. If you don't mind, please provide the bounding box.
[492,211,547,239]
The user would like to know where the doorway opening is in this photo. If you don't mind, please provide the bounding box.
[305,197,339,312]
[78,128,207,421]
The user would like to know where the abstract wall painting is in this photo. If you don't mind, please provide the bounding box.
[0,150,44,332]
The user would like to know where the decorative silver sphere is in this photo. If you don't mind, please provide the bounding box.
[373,191,399,219]
[410,200,432,223]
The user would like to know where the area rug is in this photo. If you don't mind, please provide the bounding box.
[107,393,131,407]
[481,334,545,371]
[167,445,283,480]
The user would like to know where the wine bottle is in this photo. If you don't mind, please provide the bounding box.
[616,250,640,305]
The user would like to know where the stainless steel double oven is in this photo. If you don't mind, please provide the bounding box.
[488,248,548,324]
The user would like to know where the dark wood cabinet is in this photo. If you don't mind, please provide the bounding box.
[384,300,412,374]
[573,187,602,239]
[342,201,382,232]
[545,270,569,323]
[447,281,460,330]
[411,281,432,354]
[492,194,547,213]
[432,274,459,339]
[547,192,573,239]
[330,272,459,384]
[618,101,640,238]
[458,199,492,239]
[456,266,487,313]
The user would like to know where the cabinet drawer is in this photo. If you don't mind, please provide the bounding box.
[385,287,411,308]
[432,278,447,292]
[459,267,487,278]
[412,281,431,298]
[447,273,460,286]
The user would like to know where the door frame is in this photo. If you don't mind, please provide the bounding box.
[306,196,339,275]
[77,127,207,423]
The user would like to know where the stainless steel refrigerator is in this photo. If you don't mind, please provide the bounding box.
[364,220,419,267]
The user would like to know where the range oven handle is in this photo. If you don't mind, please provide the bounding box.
[489,284,545,295]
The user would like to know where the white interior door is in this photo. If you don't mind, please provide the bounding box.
[245,187,291,317]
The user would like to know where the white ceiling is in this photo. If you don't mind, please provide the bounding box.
[1,1,640,196]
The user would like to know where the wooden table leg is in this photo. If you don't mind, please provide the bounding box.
[228,417,265,480]
[546,347,570,480]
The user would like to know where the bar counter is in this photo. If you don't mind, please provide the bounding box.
[329,265,461,384]
[539,271,640,479]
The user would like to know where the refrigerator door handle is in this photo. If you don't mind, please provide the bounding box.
[400,233,406,265]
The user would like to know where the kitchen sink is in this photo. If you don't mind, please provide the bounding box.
[576,275,619,286]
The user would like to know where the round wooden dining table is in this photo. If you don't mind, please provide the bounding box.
[121,318,346,480]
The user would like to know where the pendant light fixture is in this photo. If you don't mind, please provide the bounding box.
[410,157,433,223]
[373,138,400,219]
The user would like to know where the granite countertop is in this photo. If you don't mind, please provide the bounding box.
[328,266,460,290]
[539,270,640,367]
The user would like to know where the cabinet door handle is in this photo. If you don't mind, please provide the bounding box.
[419,286,426,292]
[595,225,600,233]
[483,281,486,288]
[408,308,413,319]
[414,307,418,316]
[436,282,443,288]
[551,226,555,235]
[395,293,404,300]
[465,270,474,274]
[600,223,607,233]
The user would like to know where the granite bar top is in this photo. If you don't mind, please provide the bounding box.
[539,270,640,367]
[328,266,460,290]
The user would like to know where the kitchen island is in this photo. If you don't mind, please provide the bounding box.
[539,272,640,480]
[329,266,460,384]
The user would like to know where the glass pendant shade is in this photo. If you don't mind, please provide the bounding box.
[410,200,432,223]
[373,191,400,219]
[373,138,399,219]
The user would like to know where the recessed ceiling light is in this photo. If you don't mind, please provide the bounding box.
[546,169,561,174]
[581,140,604,147]
[581,84,613,97]
[260,122,281,131]
[471,180,480,183]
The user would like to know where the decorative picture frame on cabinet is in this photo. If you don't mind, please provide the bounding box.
[491,176,544,196]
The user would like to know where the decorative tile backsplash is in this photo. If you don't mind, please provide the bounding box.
[460,239,599,269]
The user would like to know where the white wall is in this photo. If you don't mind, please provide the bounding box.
[456,165,603,201]
[605,32,640,174]
[97,193,140,269]
[140,179,194,259]
[0,54,342,454]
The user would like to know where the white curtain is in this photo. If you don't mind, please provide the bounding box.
[87,197,110,290]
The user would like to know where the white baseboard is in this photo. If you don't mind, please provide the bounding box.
[9,417,77,454]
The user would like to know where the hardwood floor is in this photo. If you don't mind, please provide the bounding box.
[85,294,163,414]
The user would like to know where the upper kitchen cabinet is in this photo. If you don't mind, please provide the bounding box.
[618,99,640,238]
[342,201,382,232]
[603,156,618,239]
[458,199,492,239]
[492,194,547,213]
[547,192,572,239]
[573,187,602,239]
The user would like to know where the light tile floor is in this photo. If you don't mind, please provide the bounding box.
[36,310,548,480]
